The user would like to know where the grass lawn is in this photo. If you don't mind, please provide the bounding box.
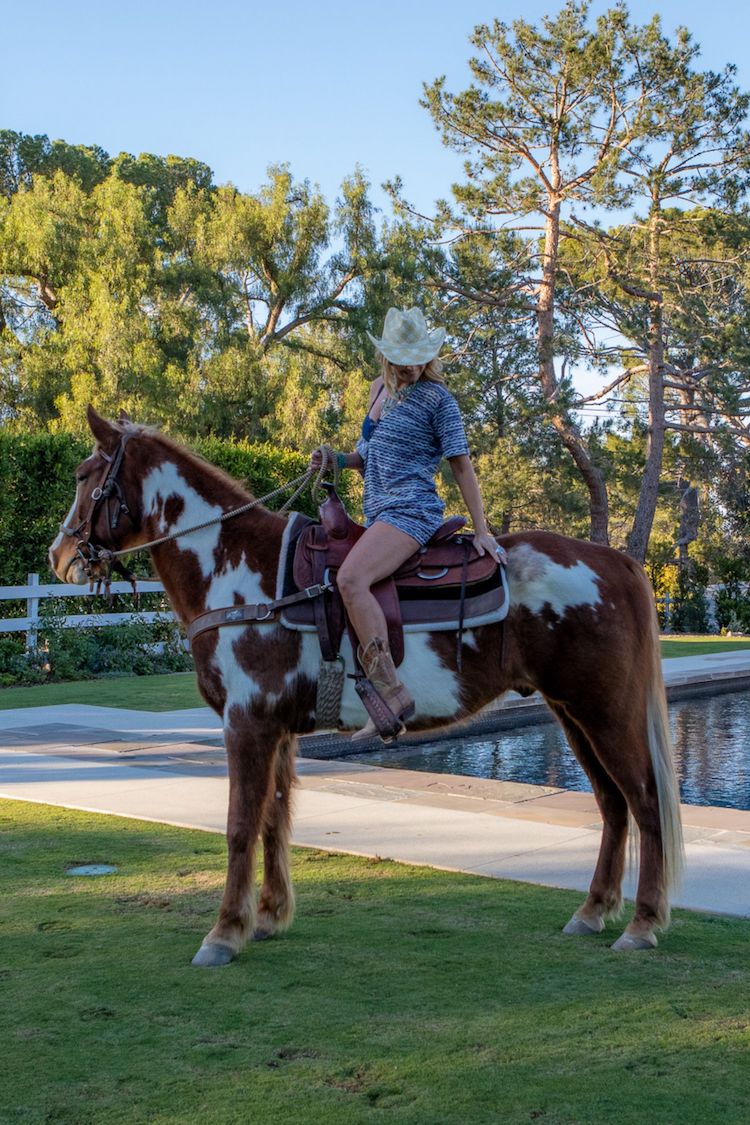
[1,636,750,713]
[0,672,203,711]
[1,800,748,1124]
[659,635,750,659]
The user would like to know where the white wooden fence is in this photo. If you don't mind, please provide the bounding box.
[0,576,724,652]
[0,573,172,651]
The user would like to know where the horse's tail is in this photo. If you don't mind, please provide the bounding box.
[640,568,685,912]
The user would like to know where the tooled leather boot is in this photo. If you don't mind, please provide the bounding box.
[351,637,415,742]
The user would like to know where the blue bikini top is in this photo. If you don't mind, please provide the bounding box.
[361,414,378,440]
[361,383,384,441]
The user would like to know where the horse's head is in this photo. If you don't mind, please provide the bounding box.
[49,405,146,584]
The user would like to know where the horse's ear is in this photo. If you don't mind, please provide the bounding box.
[117,408,131,423]
[86,404,119,449]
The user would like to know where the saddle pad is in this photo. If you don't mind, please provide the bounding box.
[276,512,509,634]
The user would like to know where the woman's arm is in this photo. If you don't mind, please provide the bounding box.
[448,454,500,558]
[338,450,365,470]
[338,377,382,470]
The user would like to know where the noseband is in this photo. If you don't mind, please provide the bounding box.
[58,433,135,589]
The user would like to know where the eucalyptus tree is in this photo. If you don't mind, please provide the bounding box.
[160,163,379,438]
[0,129,109,199]
[0,143,381,438]
[0,169,93,424]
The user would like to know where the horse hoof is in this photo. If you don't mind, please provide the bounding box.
[251,926,275,942]
[191,941,236,967]
[611,931,657,952]
[563,913,605,936]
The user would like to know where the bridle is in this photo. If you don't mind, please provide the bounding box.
[58,433,136,590]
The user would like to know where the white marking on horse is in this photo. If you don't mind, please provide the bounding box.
[219,622,314,723]
[141,463,224,579]
[218,628,264,717]
[507,543,602,618]
[141,461,282,711]
[49,494,78,554]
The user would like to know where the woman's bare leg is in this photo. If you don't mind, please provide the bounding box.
[336,521,421,735]
[335,520,420,649]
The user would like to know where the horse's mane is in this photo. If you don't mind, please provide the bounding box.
[115,421,257,505]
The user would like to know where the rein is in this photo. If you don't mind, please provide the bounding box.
[59,435,339,595]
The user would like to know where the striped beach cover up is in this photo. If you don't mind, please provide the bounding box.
[356,378,469,545]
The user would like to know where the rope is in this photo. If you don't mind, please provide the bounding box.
[108,443,339,560]
[309,444,339,506]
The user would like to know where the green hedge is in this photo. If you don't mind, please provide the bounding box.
[0,433,90,587]
[0,432,347,586]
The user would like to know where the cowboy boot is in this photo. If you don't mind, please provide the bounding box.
[351,637,415,742]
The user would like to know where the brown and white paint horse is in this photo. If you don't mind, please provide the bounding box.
[49,407,684,966]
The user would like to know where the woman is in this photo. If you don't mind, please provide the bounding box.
[313,307,499,740]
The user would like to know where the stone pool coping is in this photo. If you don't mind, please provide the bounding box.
[295,756,750,848]
[2,721,747,845]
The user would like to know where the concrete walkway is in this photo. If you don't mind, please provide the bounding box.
[1,650,749,921]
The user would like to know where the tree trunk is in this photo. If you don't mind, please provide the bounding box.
[627,208,666,563]
[492,341,505,439]
[38,274,58,311]
[538,196,610,543]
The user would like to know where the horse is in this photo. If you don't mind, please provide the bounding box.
[48,406,684,966]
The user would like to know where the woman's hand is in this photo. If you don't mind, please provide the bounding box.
[309,448,364,473]
[472,530,507,564]
[309,445,336,471]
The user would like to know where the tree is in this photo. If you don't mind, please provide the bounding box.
[0,129,109,199]
[564,19,750,561]
[421,1,662,542]
[0,136,382,439]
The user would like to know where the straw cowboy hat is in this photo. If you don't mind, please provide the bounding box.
[367,307,446,365]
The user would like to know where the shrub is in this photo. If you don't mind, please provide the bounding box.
[0,635,45,687]
[669,566,709,634]
[36,611,193,683]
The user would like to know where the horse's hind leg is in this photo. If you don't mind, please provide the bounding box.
[254,732,297,941]
[549,705,629,936]
[192,718,279,967]
[561,701,682,951]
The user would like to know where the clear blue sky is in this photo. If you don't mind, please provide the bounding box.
[3,0,749,216]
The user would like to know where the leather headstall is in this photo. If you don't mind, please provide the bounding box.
[58,432,137,596]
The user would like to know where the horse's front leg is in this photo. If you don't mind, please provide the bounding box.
[254,732,297,941]
[192,717,280,967]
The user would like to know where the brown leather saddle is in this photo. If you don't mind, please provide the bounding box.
[286,486,503,667]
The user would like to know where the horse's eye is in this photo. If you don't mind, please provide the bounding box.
[76,474,88,483]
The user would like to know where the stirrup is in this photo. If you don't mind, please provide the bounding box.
[353,674,412,743]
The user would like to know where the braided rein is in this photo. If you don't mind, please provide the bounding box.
[107,443,339,561]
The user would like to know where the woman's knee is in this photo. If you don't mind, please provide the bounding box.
[335,563,366,604]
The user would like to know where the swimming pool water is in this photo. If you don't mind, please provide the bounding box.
[364,690,750,811]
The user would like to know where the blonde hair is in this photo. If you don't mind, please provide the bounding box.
[378,353,446,397]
